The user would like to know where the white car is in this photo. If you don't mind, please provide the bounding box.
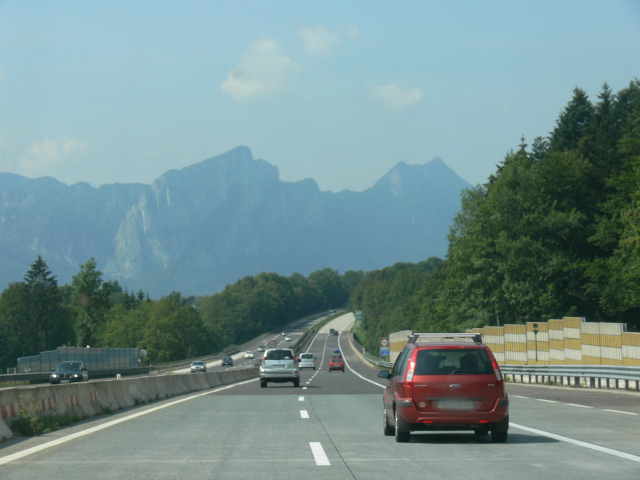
[299,353,316,370]
[244,351,254,359]
[284,335,292,341]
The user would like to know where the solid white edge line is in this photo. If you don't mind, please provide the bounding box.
[511,422,640,463]
[603,409,638,415]
[338,330,386,389]
[0,377,258,466]
[300,410,309,419]
[309,442,330,466]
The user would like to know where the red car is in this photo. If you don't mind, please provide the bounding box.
[378,333,509,443]
[329,356,344,372]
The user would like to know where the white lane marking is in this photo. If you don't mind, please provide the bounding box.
[0,378,258,466]
[300,410,309,419]
[299,396,304,401]
[309,442,330,466]
[603,409,638,415]
[302,387,307,390]
[511,423,640,464]
[537,399,558,403]
[566,403,593,408]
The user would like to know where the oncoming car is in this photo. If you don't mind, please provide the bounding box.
[378,333,509,443]
[190,360,206,373]
[244,351,254,359]
[221,356,233,367]
[260,348,299,388]
[50,361,89,384]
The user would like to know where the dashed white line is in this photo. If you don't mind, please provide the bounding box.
[603,409,638,415]
[300,410,309,419]
[537,399,558,403]
[566,403,593,408]
[298,396,304,401]
[309,442,330,466]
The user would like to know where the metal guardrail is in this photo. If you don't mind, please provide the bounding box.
[500,364,640,391]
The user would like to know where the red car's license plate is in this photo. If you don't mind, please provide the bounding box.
[437,400,474,410]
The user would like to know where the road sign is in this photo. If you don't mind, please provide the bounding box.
[380,348,390,357]
[268,340,276,348]
[380,337,389,347]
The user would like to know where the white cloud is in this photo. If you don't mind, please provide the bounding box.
[220,37,299,101]
[20,137,88,175]
[371,81,423,110]
[299,24,359,56]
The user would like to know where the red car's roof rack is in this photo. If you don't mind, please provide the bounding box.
[408,333,483,344]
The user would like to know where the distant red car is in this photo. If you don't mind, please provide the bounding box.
[329,356,344,372]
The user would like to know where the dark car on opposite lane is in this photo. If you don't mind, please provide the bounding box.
[50,361,89,384]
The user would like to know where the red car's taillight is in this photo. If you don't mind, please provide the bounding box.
[490,354,504,385]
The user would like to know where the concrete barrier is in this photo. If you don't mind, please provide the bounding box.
[0,367,259,440]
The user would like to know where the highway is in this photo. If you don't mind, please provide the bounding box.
[1,313,639,479]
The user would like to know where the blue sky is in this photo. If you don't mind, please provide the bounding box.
[0,0,639,192]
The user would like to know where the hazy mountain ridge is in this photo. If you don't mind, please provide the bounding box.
[1,146,471,296]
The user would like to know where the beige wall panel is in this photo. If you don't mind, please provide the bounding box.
[600,346,622,362]
[549,339,564,350]
[622,344,640,362]
[600,335,622,348]
[564,338,582,350]
[563,327,582,340]
[622,332,640,347]
[564,348,582,362]
[598,322,626,336]
[563,317,585,328]
[485,343,504,353]
[505,342,526,353]
[582,355,600,365]
[484,326,504,337]
[581,322,600,335]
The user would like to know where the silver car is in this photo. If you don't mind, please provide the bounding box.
[260,348,300,388]
[299,353,316,370]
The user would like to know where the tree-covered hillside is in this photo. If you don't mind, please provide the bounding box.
[352,81,640,353]
[0,255,363,372]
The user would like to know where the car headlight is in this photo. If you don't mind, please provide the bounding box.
[51,374,58,378]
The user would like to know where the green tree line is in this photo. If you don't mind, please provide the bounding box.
[0,255,363,372]
[351,80,640,353]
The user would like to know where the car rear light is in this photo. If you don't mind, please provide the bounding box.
[406,359,416,382]
[490,356,503,385]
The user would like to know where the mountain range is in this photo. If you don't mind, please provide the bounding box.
[0,146,471,297]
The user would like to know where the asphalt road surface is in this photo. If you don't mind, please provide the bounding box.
[1,313,639,479]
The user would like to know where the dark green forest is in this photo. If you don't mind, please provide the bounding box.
[351,81,640,353]
[2,80,639,370]
[0,256,362,372]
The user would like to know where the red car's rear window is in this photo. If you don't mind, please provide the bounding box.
[414,348,493,375]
